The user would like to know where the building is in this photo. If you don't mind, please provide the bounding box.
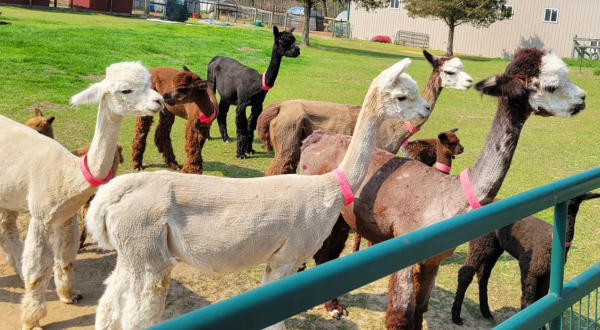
[348,0,600,58]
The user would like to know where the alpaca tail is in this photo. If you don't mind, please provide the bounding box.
[206,57,219,95]
[257,102,282,151]
[85,175,136,251]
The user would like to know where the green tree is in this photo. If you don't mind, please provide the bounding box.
[402,0,509,55]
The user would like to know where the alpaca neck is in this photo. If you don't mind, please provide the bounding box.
[264,46,283,88]
[338,87,383,191]
[468,97,531,205]
[86,98,122,180]
[407,71,443,131]
[436,144,452,168]
[565,202,581,243]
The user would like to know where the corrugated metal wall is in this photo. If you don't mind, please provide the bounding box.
[349,0,600,58]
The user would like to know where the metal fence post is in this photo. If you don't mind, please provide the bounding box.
[283,13,287,29]
[253,8,257,23]
[269,11,273,27]
[549,201,568,330]
[572,35,577,59]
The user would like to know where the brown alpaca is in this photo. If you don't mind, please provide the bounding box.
[298,48,587,328]
[257,50,474,176]
[352,128,464,253]
[451,193,600,326]
[131,66,218,174]
[23,110,125,248]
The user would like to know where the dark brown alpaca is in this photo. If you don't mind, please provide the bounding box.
[131,66,218,174]
[23,110,125,248]
[257,50,473,176]
[298,48,587,329]
[352,128,464,252]
[451,192,600,325]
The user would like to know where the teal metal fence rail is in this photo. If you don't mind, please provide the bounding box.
[148,166,600,330]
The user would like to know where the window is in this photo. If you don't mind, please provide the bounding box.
[544,8,559,23]
[504,5,513,20]
[389,0,399,9]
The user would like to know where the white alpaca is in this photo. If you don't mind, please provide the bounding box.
[85,58,430,330]
[0,62,164,330]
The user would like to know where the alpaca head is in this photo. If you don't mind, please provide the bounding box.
[475,48,587,117]
[69,61,164,116]
[24,108,55,139]
[273,25,300,58]
[423,50,473,91]
[373,58,430,121]
[438,128,463,159]
[162,66,219,117]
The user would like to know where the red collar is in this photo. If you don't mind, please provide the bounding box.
[261,72,272,91]
[199,111,216,123]
[79,154,113,187]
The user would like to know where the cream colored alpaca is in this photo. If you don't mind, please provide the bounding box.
[0,62,164,330]
[86,58,430,330]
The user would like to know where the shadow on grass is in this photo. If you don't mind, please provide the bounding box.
[441,251,515,266]
[204,161,265,177]
[286,311,360,330]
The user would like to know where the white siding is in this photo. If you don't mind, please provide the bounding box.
[349,0,600,58]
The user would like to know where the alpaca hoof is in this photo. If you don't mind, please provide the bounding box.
[452,318,464,325]
[223,137,232,143]
[61,292,83,304]
[207,136,213,141]
[236,154,247,159]
[133,165,145,171]
[247,148,256,155]
[483,314,494,320]
[329,308,348,320]
[169,164,182,171]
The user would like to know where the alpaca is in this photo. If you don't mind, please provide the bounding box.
[0,61,164,330]
[451,192,600,325]
[23,111,126,249]
[257,50,473,176]
[207,25,300,159]
[24,108,55,138]
[298,48,587,328]
[131,66,218,174]
[85,59,430,330]
[352,128,464,253]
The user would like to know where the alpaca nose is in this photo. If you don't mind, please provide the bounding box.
[466,78,473,83]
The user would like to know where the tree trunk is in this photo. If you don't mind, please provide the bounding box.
[322,0,328,17]
[446,23,455,55]
[302,1,312,46]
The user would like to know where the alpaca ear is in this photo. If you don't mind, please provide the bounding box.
[182,66,191,72]
[381,58,411,85]
[70,83,105,105]
[289,27,295,33]
[423,50,440,68]
[449,128,458,133]
[438,132,450,146]
[475,74,523,98]
[273,25,280,37]
[34,108,43,118]
[47,116,55,124]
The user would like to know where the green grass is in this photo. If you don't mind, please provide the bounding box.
[1,6,600,330]
[594,68,600,76]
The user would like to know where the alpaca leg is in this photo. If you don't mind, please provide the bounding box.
[181,117,208,174]
[154,110,181,171]
[386,267,417,330]
[352,233,362,252]
[21,218,54,330]
[535,273,550,301]
[520,274,539,310]
[245,104,263,155]
[53,215,82,304]
[266,116,310,176]
[313,216,351,319]
[451,260,478,325]
[235,104,250,159]
[0,208,24,278]
[477,251,502,320]
[217,100,231,142]
[412,261,442,330]
[79,198,91,249]
[260,262,298,330]
[131,116,154,171]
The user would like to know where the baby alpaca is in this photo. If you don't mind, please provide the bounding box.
[86,59,430,330]
[24,110,125,249]
[352,128,464,252]
[451,193,600,325]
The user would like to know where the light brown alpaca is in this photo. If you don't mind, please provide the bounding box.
[352,128,464,253]
[0,62,163,330]
[24,110,125,249]
[131,66,218,174]
[257,50,473,176]
[298,48,587,329]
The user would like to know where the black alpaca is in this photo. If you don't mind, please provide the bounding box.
[207,25,300,159]
[451,192,600,326]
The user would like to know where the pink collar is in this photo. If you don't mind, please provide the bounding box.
[332,168,354,206]
[199,110,216,123]
[79,154,113,187]
[261,72,272,91]
[435,162,451,174]
[460,169,481,209]
[401,139,409,147]
[404,121,419,135]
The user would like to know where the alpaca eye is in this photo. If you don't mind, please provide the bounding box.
[545,86,558,93]
[121,90,133,94]
[444,71,455,75]
[397,96,407,102]
[179,88,190,93]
